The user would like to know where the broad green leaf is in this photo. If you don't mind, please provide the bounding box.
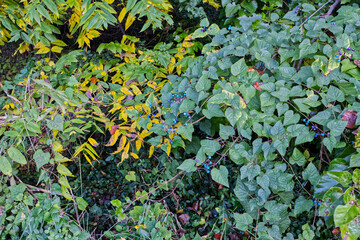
[177,159,197,172]
[231,58,247,76]
[200,140,220,156]
[7,147,27,164]
[327,120,347,136]
[225,108,242,126]
[47,114,64,131]
[334,204,360,226]
[211,165,229,188]
[289,148,305,166]
[177,124,194,141]
[234,213,253,231]
[294,196,313,216]
[219,124,235,140]
[327,171,352,187]
[303,163,320,185]
[0,156,12,176]
[33,149,50,170]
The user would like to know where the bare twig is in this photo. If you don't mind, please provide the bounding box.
[327,0,341,15]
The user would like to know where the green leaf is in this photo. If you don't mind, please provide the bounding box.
[309,111,331,126]
[327,120,347,136]
[27,122,41,133]
[327,86,345,102]
[177,124,194,141]
[7,147,27,164]
[135,190,148,204]
[294,196,313,216]
[301,223,315,240]
[47,114,64,131]
[303,163,320,185]
[336,33,351,49]
[328,171,352,187]
[289,148,305,166]
[0,156,12,176]
[125,171,136,181]
[283,110,300,126]
[200,18,209,27]
[57,164,75,177]
[200,140,221,156]
[234,213,253,231]
[179,99,195,113]
[177,159,197,172]
[225,108,242,126]
[334,204,360,226]
[76,197,89,211]
[211,165,229,188]
[219,124,235,140]
[33,149,50,170]
[231,58,247,76]
[350,153,360,168]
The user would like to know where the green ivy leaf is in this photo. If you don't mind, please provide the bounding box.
[303,163,320,185]
[211,165,229,188]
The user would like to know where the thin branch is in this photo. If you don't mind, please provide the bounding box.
[327,0,341,15]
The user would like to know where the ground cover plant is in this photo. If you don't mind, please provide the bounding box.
[1,0,360,239]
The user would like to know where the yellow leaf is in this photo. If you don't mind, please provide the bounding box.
[120,86,133,96]
[105,0,114,3]
[136,140,142,151]
[88,138,99,147]
[125,15,136,31]
[111,136,127,154]
[130,153,139,159]
[51,46,63,53]
[105,129,120,146]
[149,145,154,158]
[61,186,73,200]
[166,143,171,156]
[130,85,142,95]
[120,142,130,163]
[36,47,50,54]
[83,153,93,166]
[182,41,194,47]
[121,110,128,121]
[53,141,65,152]
[118,7,127,23]
[51,39,67,46]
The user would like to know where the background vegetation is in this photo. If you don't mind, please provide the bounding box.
[1,0,360,239]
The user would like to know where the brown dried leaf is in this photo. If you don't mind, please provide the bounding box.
[342,110,357,128]
[178,214,190,225]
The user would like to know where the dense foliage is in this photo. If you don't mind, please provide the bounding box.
[1,0,360,239]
